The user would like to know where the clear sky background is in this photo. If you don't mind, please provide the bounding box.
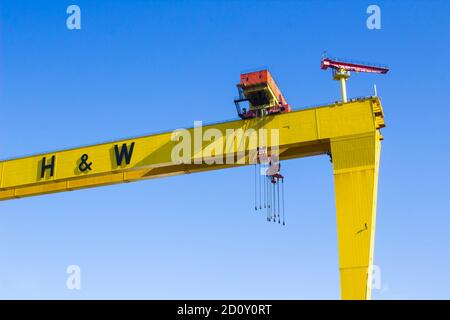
[0,0,449,299]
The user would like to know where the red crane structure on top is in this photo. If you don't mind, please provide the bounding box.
[234,69,291,120]
[321,54,389,102]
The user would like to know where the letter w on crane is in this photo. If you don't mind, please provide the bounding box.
[114,142,135,166]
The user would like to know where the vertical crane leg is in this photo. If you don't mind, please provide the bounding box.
[331,132,381,300]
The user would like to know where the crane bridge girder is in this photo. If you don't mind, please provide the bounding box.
[0,97,385,300]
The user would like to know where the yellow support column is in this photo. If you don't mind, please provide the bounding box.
[339,77,348,103]
[331,131,381,300]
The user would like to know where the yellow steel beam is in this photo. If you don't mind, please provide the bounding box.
[331,131,381,299]
[0,96,385,300]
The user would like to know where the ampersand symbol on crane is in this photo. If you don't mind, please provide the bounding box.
[78,154,92,172]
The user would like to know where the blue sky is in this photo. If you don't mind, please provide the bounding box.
[0,0,449,299]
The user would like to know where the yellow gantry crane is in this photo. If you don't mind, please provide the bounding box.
[0,60,388,300]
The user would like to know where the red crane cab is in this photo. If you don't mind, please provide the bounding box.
[234,69,291,119]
